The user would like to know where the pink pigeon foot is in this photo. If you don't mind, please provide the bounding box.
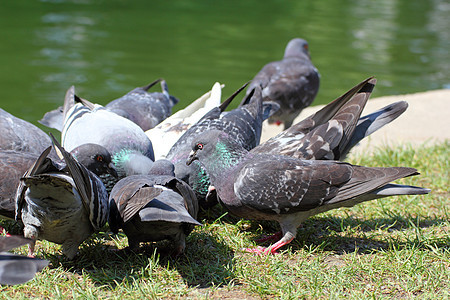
[243,245,281,255]
[27,239,36,258]
[0,226,11,237]
[255,231,282,243]
[243,236,295,255]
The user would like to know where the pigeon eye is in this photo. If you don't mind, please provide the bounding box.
[95,155,103,162]
[197,143,203,150]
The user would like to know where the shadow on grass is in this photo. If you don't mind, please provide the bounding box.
[197,202,243,225]
[240,214,449,255]
[198,202,449,253]
[174,230,235,288]
[42,230,235,289]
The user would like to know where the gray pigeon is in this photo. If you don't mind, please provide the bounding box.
[0,108,55,158]
[108,160,201,255]
[252,77,408,160]
[0,144,117,221]
[15,137,111,259]
[105,78,179,131]
[0,151,39,220]
[246,38,320,129]
[60,86,155,181]
[39,79,179,132]
[166,84,278,208]
[0,235,49,285]
[186,130,430,254]
[145,81,223,160]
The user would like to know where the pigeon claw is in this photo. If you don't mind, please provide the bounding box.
[0,226,11,237]
[255,231,282,243]
[27,239,36,258]
[244,235,295,255]
[242,246,280,255]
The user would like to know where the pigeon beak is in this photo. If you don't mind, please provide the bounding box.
[108,163,119,178]
[186,150,198,166]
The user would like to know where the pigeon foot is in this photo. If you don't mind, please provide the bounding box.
[243,235,295,255]
[243,246,278,255]
[27,239,36,258]
[255,231,282,243]
[242,245,282,255]
[0,227,11,237]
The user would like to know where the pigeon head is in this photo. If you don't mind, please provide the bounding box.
[70,143,118,178]
[187,130,224,166]
[112,149,154,177]
[149,159,175,176]
[186,130,247,172]
[284,38,310,59]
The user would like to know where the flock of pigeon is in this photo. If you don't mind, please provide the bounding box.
[0,38,430,285]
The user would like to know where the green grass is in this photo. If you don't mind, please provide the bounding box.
[1,141,449,299]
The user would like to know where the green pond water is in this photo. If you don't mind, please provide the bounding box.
[0,0,448,128]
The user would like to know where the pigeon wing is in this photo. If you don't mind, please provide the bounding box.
[341,101,408,158]
[15,146,52,222]
[49,134,94,227]
[0,236,31,252]
[234,158,352,214]
[0,257,48,285]
[173,178,199,220]
[141,175,200,222]
[262,59,319,108]
[329,165,420,204]
[122,187,163,223]
[252,77,376,157]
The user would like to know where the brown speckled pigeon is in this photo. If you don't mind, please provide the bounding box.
[0,235,48,285]
[15,136,112,259]
[108,160,200,255]
[246,38,320,129]
[186,130,430,254]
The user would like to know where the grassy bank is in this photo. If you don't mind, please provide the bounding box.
[1,141,449,299]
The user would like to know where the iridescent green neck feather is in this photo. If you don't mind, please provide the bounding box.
[206,140,247,182]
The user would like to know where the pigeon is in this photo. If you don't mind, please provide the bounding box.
[0,151,40,220]
[105,78,179,131]
[166,84,278,208]
[38,106,65,132]
[0,144,117,221]
[186,129,430,254]
[15,136,111,259]
[60,86,155,180]
[108,160,201,255]
[253,77,408,160]
[246,38,320,129]
[39,79,179,132]
[0,235,49,285]
[0,108,54,157]
[146,82,223,160]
